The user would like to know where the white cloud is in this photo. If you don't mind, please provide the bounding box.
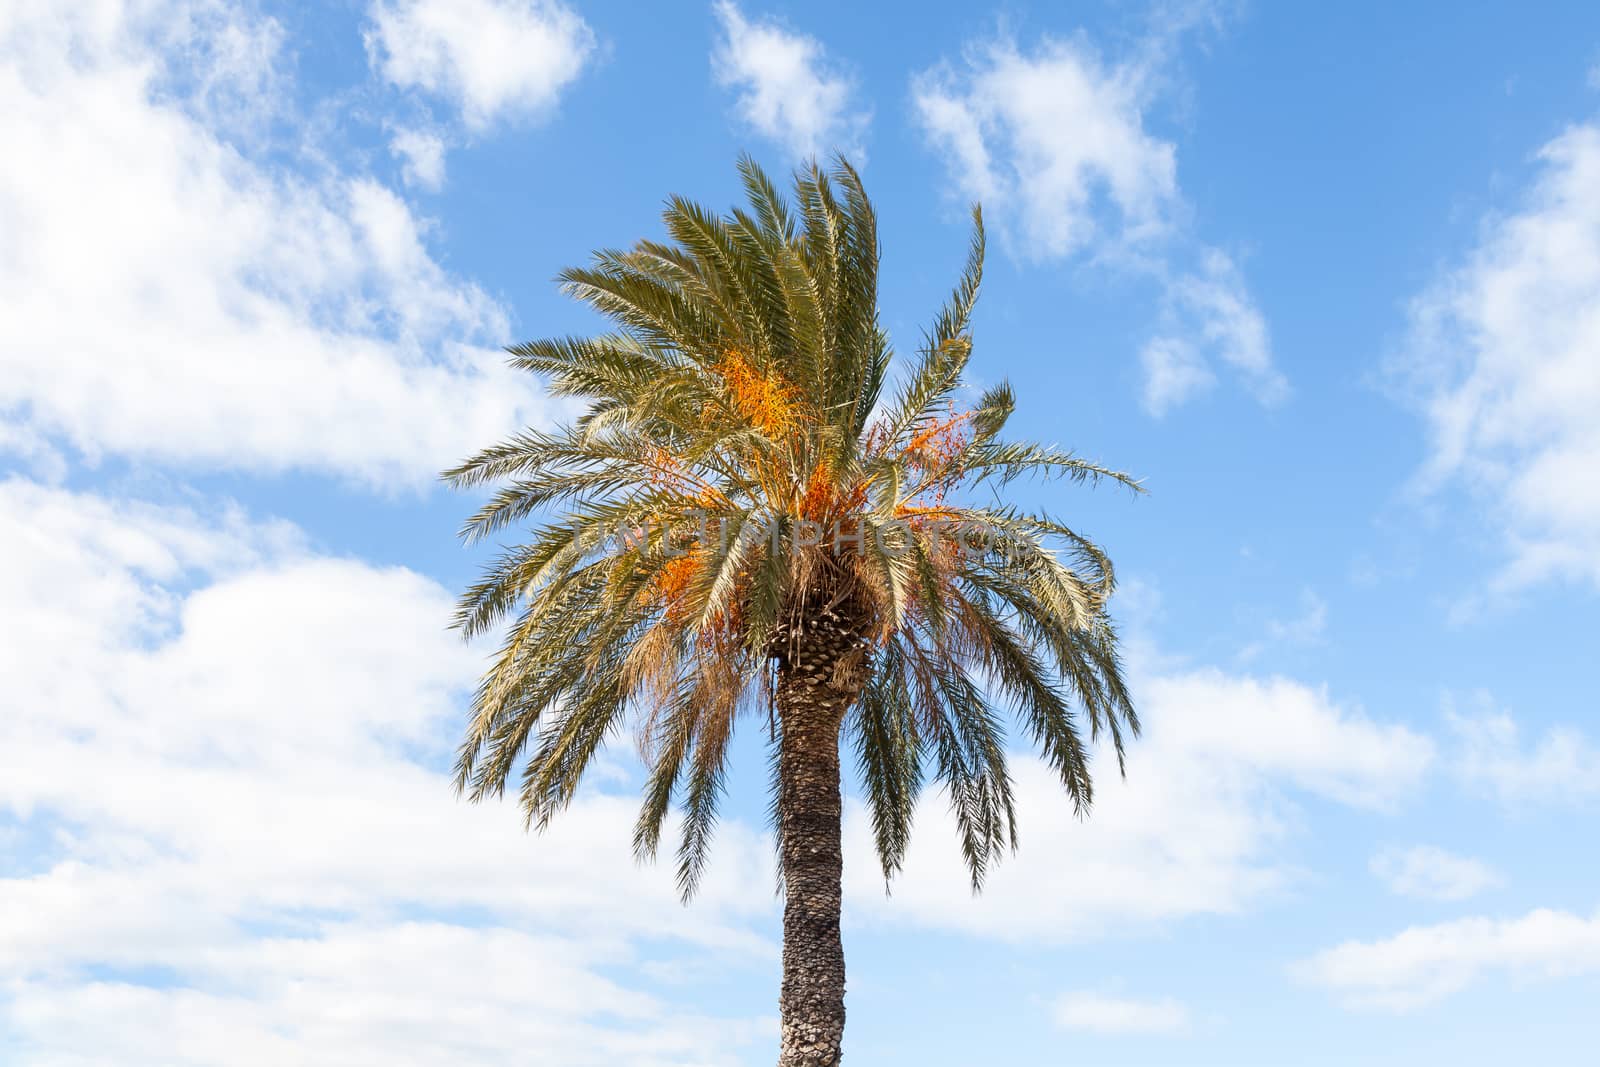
[914,35,1176,261]
[8,923,771,1067]
[0,477,773,1064]
[0,0,558,489]
[1370,846,1501,902]
[365,0,594,131]
[711,1,867,160]
[1147,671,1433,809]
[1296,906,1600,1010]
[1053,991,1190,1035]
[12,479,1409,1051]
[914,32,1282,415]
[1446,697,1600,806]
[0,488,1441,1052]
[1398,123,1600,590]
[844,669,1433,941]
[389,124,448,190]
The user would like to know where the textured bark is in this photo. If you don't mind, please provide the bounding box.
[774,607,866,1067]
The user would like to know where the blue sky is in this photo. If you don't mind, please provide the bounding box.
[3,0,1599,1063]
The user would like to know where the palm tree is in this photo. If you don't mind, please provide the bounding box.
[444,157,1140,1066]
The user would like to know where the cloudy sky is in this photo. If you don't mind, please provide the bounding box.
[2,1,1598,1063]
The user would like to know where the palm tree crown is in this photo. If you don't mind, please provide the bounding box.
[445,156,1140,1063]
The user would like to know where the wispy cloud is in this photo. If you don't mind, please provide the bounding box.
[1395,123,1600,592]
[1053,991,1191,1035]
[913,23,1283,416]
[914,34,1177,261]
[711,1,868,160]
[1297,907,1600,1010]
[388,124,448,190]
[1238,588,1328,663]
[1370,845,1502,902]
[1446,695,1600,807]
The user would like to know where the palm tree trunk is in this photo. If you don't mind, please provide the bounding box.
[774,615,863,1066]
